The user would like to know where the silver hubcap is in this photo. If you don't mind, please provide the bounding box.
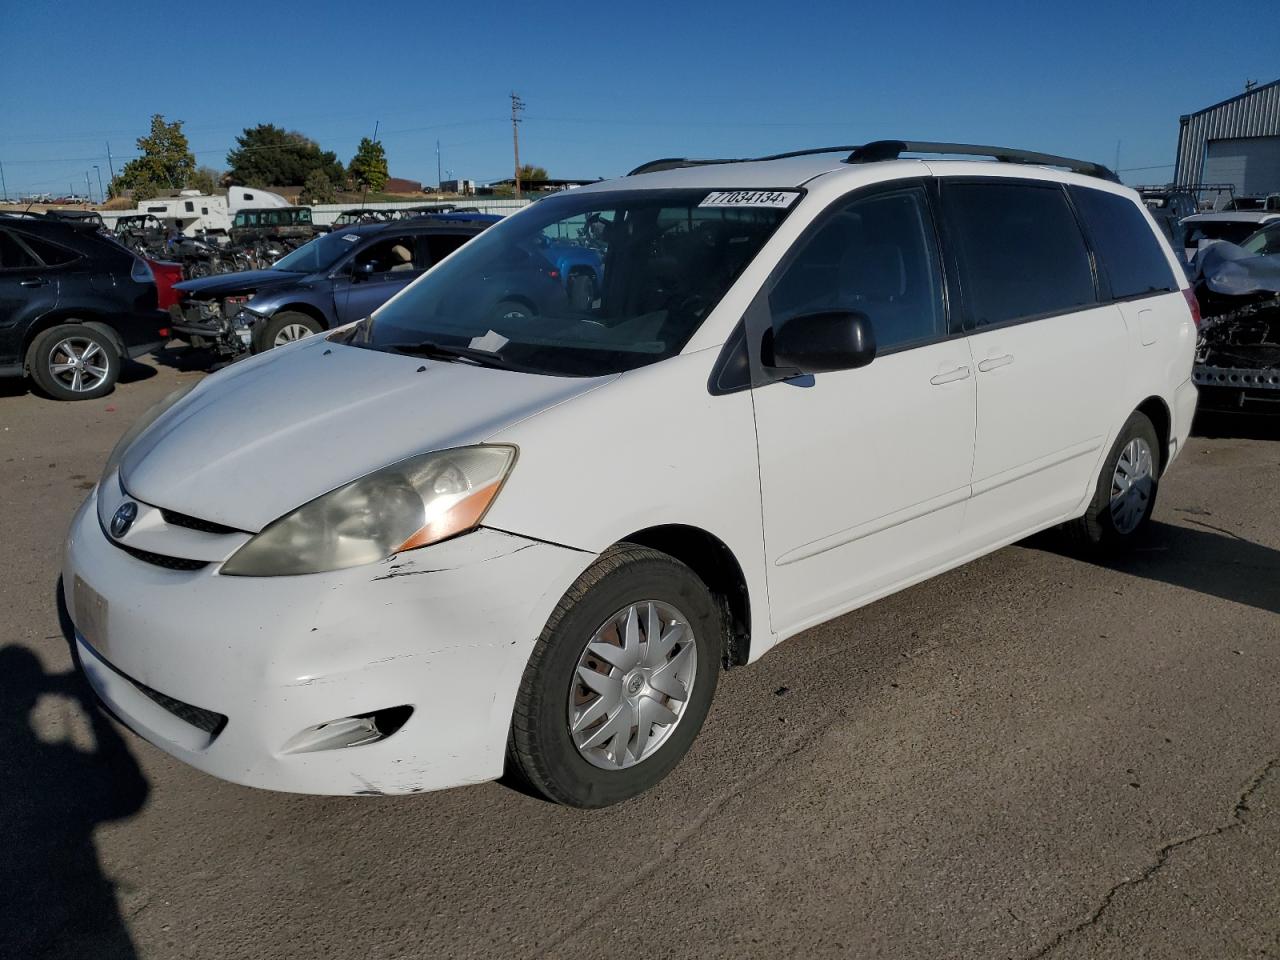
[1110,437,1154,535]
[568,600,697,771]
[48,337,110,393]
[273,323,314,346]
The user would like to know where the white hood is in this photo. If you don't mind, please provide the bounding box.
[121,338,610,531]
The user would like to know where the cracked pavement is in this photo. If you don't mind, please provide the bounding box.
[1,359,1277,960]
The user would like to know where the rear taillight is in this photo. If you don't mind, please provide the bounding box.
[147,258,184,312]
[1183,287,1202,329]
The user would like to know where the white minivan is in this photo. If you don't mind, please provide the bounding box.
[64,141,1200,807]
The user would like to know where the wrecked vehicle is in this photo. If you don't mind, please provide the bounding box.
[1192,230,1280,410]
[171,218,491,355]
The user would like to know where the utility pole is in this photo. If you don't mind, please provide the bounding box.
[436,139,442,189]
[106,141,115,180]
[85,172,93,203]
[94,165,104,204]
[1245,78,1258,93]
[0,160,7,202]
[510,91,525,197]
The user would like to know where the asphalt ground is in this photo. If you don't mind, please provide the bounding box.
[2,353,1277,960]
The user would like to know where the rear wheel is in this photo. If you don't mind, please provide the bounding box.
[27,324,120,401]
[507,545,721,807]
[1063,411,1161,553]
[254,311,324,353]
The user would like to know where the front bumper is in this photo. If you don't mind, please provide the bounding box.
[63,489,591,795]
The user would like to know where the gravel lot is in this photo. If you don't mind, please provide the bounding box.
[2,354,1277,960]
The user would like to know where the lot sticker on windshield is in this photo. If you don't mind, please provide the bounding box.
[699,190,799,209]
[469,329,509,352]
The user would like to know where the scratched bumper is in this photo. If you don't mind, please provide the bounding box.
[62,489,591,796]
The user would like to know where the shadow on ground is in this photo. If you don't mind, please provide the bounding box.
[1031,520,1280,618]
[0,585,148,960]
[1193,409,1280,441]
[0,358,155,401]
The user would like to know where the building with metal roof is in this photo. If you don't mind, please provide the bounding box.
[1175,79,1280,196]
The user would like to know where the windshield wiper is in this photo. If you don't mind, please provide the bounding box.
[390,339,529,372]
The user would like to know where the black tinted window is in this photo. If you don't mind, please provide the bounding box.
[944,182,1096,326]
[1069,187,1177,299]
[0,231,39,269]
[770,187,944,352]
[19,234,80,266]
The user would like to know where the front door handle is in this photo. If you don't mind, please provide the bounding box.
[19,278,48,288]
[978,354,1014,372]
[929,366,971,385]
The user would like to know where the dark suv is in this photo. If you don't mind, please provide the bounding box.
[171,217,500,355]
[0,214,175,400]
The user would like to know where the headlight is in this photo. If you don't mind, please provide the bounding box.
[100,381,198,485]
[221,445,517,577]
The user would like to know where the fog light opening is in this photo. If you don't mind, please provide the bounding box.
[282,705,414,754]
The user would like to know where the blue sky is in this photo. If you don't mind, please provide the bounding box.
[1,0,1276,197]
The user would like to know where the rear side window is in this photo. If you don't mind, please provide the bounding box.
[1069,187,1178,299]
[19,233,80,266]
[943,182,1096,327]
[770,186,945,353]
[0,231,40,269]
[425,233,469,264]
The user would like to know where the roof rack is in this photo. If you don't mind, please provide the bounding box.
[845,140,1119,181]
[627,141,1119,182]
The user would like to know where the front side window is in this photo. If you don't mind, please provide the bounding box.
[1069,186,1178,300]
[943,181,1096,327]
[356,189,794,376]
[769,186,945,353]
[353,235,420,275]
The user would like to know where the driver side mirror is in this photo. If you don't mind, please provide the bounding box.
[769,310,876,374]
[352,261,376,282]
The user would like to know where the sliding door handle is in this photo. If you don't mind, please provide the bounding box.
[978,354,1014,372]
[929,366,971,385]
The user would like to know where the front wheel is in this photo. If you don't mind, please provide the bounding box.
[507,545,721,807]
[1062,410,1161,553]
[253,311,324,353]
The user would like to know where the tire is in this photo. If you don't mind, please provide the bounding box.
[187,260,211,279]
[253,311,324,353]
[1062,410,1161,554]
[507,544,722,808]
[27,324,120,401]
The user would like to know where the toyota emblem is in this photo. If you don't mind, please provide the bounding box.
[110,501,138,538]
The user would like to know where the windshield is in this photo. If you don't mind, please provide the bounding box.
[272,230,360,273]
[352,189,796,376]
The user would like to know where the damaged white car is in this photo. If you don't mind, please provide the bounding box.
[64,141,1199,807]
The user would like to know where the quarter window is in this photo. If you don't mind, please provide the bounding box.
[943,182,1096,327]
[770,186,945,353]
[1069,187,1178,299]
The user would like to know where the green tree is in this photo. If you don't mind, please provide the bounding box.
[348,137,389,193]
[226,124,344,187]
[518,164,548,183]
[299,169,336,205]
[187,165,222,194]
[108,114,196,197]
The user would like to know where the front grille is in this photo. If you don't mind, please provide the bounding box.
[116,542,209,571]
[132,677,228,735]
[160,508,242,536]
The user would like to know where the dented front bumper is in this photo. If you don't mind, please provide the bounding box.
[63,489,592,795]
